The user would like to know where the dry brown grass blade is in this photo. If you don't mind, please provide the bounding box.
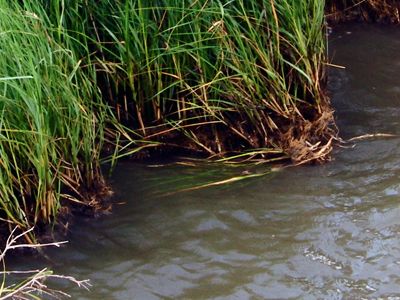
[158,171,273,197]
[346,133,398,142]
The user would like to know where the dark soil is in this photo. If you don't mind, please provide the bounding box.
[326,0,400,24]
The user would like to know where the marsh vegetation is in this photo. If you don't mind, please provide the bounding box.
[0,0,336,238]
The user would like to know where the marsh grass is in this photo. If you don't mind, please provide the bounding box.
[0,0,337,238]
[77,0,335,162]
[0,1,107,236]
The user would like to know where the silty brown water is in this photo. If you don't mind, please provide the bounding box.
[10,23,400,299]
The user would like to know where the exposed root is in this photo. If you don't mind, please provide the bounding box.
[114,100,339,167]
[279,105,337,165]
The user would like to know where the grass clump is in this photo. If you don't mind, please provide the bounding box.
[75,0,336,162]
[0,0,337,239]
[0,1,107,237]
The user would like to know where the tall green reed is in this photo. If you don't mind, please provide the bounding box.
[0,0,333,238]
[24,0,332,158]
[91,0,330,157]
[0,1,106,235]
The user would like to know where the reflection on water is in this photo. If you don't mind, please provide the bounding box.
[11,24,400,299]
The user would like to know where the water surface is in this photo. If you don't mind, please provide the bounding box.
[12,24,400,299]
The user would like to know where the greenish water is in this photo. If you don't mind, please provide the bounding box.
[10,24,400,299]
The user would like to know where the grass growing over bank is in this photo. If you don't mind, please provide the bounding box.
[0,0,336,239]
[95,0,334,161]
[0,1,107,238]
[40,0,334,161]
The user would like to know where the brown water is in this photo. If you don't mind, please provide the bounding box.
[11,24,400,299]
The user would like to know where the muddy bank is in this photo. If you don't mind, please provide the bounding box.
[326,0,400,24]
